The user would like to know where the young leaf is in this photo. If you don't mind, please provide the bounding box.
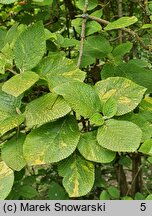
[23,116,80,165]
[100,190,110,200]
[54,81,101,118]
[0,161,14,200]
[95,77,146,116]
[139,139,152,155]
[58,153,95,197]
[1,134,26,171]
[13,22,46,71]
[121,196,133,200]
[105,16,138,31]
[103,97,117,118]
[108,186,120,199]
[2,71,39,97]
[97,119,142,152]
[90,113,104,126]
[25,93,71,128]
[141,24,152,29]
[146,194,152,200]
[77,131,116,163]
[135,192,145,200]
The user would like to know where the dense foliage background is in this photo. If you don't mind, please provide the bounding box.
[0,0,152,200]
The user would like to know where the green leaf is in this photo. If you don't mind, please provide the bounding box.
[112,42,133,57]
[121,196,133,200]
[4,23,19,47]
[102,61,152,93]
[13,22,46,71]
[72,19,101,36]
[146,194,152,200]
[90,113,104,126]
[58,153,95,197]
[0,86,21,119]
[0,114,25,136]
[103,97,117,118]
[148,157,152,164]
[18,185,38,199]
[108,186,120,199]
[2,72,39,97]
[48,181,68,200]
[25,93,71,128]
[95,77,146,116]
[76,0,98,11]
[83,35,112,59]
[135,192,145,200]
[77,131,116,163]
[0,0,17,4]
[140,96,152,112]
[105,16,138,31]
[54,81,101,118]
[86,21,101,36]
[33,0,53,6]
[23,116,80,165]
[0,29,7,50]
[90,9,103,18]
[123,113,152,142]
[119,156,132,168]
[97,119,142,152]
[100,190,110,200]
[57,37,79,48]
[80,53,95,67]
[0,161,14,200]
[139,139,152,155]
[141,24,152,29]
[0,44,13,74]
[1,134,26,171]
[36,55,85,90]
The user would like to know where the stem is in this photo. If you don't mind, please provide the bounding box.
[131,153,143,197]
[77,0,88,68]
[114,154,128,197]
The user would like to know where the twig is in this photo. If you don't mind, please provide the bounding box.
[77,0,88,68]
[6,68,17,75]
[87,15,152,51]
[117,0,123,43]
[126,164,143,196]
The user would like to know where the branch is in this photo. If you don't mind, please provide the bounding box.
[87,15,152,51]
[77,0,88,68]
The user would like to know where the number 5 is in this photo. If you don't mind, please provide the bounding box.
[140,203,146,211]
